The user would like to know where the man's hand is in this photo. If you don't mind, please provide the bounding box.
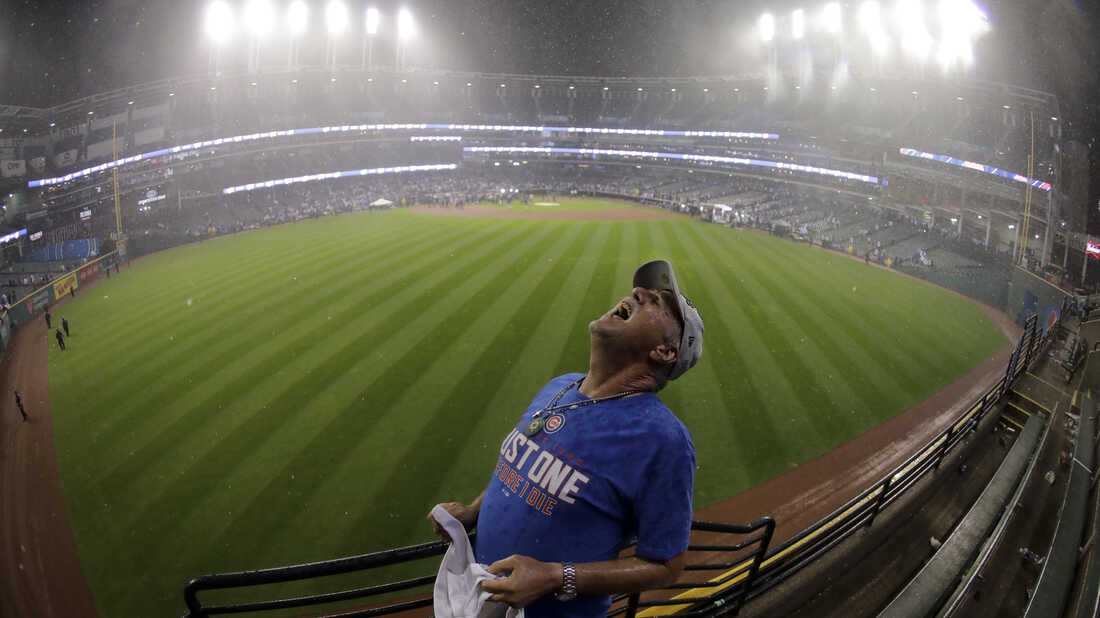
[427,501,479,542]
[482,554,563,608]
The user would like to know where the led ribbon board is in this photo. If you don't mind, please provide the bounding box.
[464,146,881,185]
[28,124,780,188]
[0,228,27,244]
[1087,239,1100,260]
[898,148,1052,192]
[221,163,457,195]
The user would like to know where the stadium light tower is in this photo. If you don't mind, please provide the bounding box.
[325,0,349,68]
[204,1,235,75]
[758,13,775,43]
[858,1,889,60]
[935,0,989,72]
[822,3,842,35]
[286,0,309,68]
[396,8,415,70]
[363,8,380,69]
[791,9,805,39]
[243,0,274,73]
[896,0,932,63]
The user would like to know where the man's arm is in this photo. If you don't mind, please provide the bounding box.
[427,490,486,542]
[482,552,686,609]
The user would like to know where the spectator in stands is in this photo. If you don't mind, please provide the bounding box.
[428,260,703,616]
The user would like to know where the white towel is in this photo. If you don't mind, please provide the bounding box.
[432,505,524,618]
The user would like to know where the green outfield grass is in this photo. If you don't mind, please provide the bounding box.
[47,202,1008,616]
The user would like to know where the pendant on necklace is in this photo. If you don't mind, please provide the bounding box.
[525,418,545,437]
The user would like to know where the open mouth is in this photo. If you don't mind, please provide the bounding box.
[613,300,632,320]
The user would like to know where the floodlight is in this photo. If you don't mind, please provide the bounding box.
[326,1,349,36]
[287,0,308,36]
[758,13,775,42]
[896,0,931,60]
[791,9,805,39]
[205,1,235,45]
[366,7,380,34]
[858,1,880,34]
[244,0,275,37]
[822,3,842,34]
[398,8,415,40]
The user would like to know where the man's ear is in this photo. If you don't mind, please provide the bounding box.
[650,343,678,366]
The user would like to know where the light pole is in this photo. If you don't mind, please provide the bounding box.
[325,0,349,69]
[244,0,274,73]
[287,1,308,69]
[397,8,414,70]
[364,8,379,70]
[204,1,234,75]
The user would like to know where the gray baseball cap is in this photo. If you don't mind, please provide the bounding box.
[633,259,703,381]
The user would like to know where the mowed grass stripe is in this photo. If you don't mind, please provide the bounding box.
[552,224,625,378]
[95,219,513,513]
[187,220,569,568]
[65,220,354,345]
[738,229,1003,378]
[56,221,445,440]
[60,215,427,390]
[735,231,964,365]
[72,219,465,486]
[296,223,602,560]
[685,224,893,422]
[732,230,951,379]
[726,234,937,397]
[64,219,461,451]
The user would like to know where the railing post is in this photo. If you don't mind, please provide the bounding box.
[866,476,892,528]
[934,426,953,470]
[625,593,640,618]
[735,517,775,614]
[182,580,205,618]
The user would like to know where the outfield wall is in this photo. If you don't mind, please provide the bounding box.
[0,251,118,356]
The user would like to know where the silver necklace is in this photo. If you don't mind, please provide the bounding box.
[524,377,639,437]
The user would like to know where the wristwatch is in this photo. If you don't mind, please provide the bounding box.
[555,562,577,602]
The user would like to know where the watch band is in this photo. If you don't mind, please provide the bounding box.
[556,562,578,601]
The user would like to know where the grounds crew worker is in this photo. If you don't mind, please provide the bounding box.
[429,259,703,617]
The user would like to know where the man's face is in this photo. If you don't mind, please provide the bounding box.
[590,287,681,364]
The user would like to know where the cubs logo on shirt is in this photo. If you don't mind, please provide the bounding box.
[543,413,565,434]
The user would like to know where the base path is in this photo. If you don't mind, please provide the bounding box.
[0,296,98,617]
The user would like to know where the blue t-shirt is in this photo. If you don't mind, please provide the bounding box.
[476,373,696,618]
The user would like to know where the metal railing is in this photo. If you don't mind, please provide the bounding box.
[182,519,775,618]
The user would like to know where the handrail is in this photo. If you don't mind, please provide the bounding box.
[182,519,776,618]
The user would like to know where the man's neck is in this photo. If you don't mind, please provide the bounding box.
[581,355,656,399]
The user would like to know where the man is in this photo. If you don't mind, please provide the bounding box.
[429,259,703,617]
[55,328,66,351]
[62,317,70,337]
[14,390,28,422]
[45,309,52,329]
